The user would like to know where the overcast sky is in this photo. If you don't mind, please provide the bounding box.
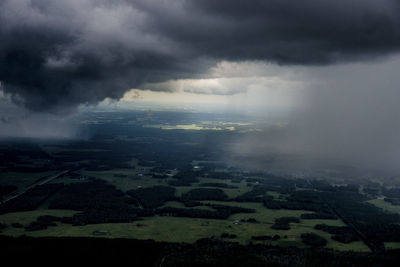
[1,0,400,111]
[1,0,400,172]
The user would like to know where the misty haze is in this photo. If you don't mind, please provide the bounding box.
[1,0,400,266]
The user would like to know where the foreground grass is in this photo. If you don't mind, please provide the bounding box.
[0,205,370,252]
[0,171,371,252]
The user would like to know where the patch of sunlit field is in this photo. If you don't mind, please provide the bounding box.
[145,124,235,131]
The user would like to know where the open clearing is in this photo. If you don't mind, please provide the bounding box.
[0,205,370,252]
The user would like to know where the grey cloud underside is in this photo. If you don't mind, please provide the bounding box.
[1,0,400,111]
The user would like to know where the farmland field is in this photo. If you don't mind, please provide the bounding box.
[1,111,400,256]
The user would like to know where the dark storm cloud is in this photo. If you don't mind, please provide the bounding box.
[190,0,400,63]
[1,0,400,112]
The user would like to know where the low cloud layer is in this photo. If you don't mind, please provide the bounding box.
[1,0,400,112]
[0,92,79,139]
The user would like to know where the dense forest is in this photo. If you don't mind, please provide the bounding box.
[1,235,400,266]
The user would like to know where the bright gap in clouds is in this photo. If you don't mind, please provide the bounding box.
[117,61,307,114]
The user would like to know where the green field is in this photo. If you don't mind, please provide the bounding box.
[385,242,400,250]
[81,167,254,199]
[0,209,78,237]
[0,157,372,253]
[82,169,163,192]
[367,198,400,215]
[175,178,253,198]
[0,203,370,252]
